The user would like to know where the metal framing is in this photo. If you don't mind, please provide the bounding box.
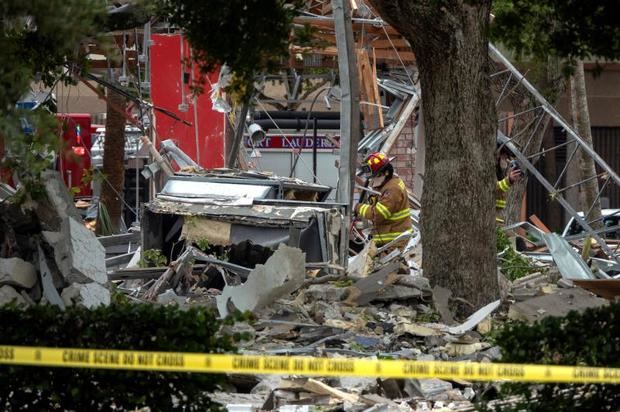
[489,44,620,261]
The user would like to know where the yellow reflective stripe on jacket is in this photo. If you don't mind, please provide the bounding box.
[496,199,506,209]
[373,228,413,243]
[496,217,505,223]
[388,208,411,221]
[358,204,370,218]
[375,202,391,219]
[497,177,510,192]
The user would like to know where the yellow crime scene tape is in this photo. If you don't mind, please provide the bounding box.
[0,345,619,384]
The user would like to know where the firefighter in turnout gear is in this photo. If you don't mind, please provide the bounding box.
[354,152,413,248]
[496,144,522,224]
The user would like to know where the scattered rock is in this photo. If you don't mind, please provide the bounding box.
[43,217,106,285]
[0,257,37,288]
[405,378,453,400]
[157,289,187,306]
[0,285,28,306]
[432,286,455,325]
[395,322,443,337]
[445,342,490,357]
[305,284,347,302]
[511,287,539,301]
[372,284,423,302]
[557,278,574,288]
[61,282,111,309]
[35,170,83,231]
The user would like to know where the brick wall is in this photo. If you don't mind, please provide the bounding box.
[387,116,416,190]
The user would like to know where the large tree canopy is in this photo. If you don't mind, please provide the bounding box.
[492,0,620,62]
[156,0,300,100]
[0,0,105,193]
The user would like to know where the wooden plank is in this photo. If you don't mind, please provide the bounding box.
[369,38,410,49]
[371,48,384,128]
[293,17,402,36]
[573,279,620,300]
[380,93,419,153]
[372,49,415,62]
[529,214,551,233]
[356,49,376,129]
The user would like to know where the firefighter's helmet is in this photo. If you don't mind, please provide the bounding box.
[362,152,393,177]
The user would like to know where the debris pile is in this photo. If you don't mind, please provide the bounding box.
[0,172,110,309]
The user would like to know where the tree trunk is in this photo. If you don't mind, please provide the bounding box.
[370,1,498,309]
[566,76,581,221]
[97,89,126,235]
[572,61,603,229]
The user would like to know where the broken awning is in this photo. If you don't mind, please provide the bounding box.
[159,177,273,206]
[146,198,339,227]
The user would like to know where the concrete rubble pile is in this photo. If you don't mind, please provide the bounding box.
[108,218,616,412]
[0,171,110,309]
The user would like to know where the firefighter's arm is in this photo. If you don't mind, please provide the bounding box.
[356,189,399,225]
[497,177,510,193]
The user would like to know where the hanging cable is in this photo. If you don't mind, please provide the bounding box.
[254,97,324,185]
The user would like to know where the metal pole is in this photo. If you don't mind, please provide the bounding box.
[333,0,361,268]
[312,117,318,183]
[227,103,249,169]
[490,44,620,185]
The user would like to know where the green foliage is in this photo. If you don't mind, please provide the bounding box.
[334,279,354,288]
[195,238,210,252]
[0,298,238,410]
[496,228,539,281]
[0,0,105,195]
[479,302,620,411]
[139,249,168,268]
[96,201,113,236]
[491,0,620,63]
[416,310,440,323]
[156,0,301,101]
[1,110,62,197]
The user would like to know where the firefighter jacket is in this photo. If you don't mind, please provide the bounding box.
[355,175,412,245]
[496,177,511,224]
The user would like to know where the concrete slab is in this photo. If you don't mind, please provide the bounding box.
[0,285,27,306]
[508,287,607,322]
[43,217,106,285]
[61,282,111,309]
[217,245,305,317]
[0,257,37,288]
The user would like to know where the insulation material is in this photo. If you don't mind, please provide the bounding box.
[182,218,232,246]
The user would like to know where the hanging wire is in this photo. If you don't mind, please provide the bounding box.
[254,97,325,185]
[360,5,415,86]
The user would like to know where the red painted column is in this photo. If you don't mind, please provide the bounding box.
[150,34,225,168]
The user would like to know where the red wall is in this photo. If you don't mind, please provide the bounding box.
[150,34,225,168]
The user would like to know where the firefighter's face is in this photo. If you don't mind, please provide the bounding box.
[498,152,511,171]
[370,172,386,188]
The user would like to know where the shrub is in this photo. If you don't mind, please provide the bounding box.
[0,296,240,411]
[479,301,620,411]
[496,228,540,281]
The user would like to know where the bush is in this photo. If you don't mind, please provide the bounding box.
[479,301,620,411]
[0,296,240,411]
[496,228,540,281]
